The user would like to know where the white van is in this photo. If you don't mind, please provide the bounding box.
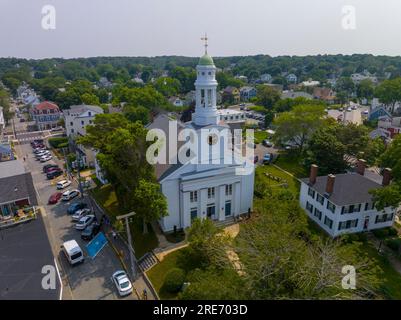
[61,240,84,265]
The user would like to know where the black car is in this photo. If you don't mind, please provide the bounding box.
[43,164,59,173]
[81,222,101,240]
[46,169,63,179]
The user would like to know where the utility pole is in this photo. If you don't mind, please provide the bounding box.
[75,150,84,199]
[116,211,137,280]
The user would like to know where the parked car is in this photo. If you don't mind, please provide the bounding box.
[45,166,61,173]
[48,192,62,204]
[62,189,80,201]
[47,169,63,180]
[111,270,133,297]
[253,155,259,164]
[81,222,101,240]
[57,180,72,189]
[67,202,88,215]
[263,153,272,164]
[40,154,52,162]
[36,151,50,158]
[43,164,59,173]
[262,139,273,147]
[72,208,92,222]
[75,215,96,230]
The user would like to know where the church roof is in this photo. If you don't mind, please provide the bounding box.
[199,53,214,66]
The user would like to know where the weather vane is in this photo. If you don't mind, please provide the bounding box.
[201,33,208,54]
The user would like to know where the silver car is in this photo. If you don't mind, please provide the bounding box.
[75,215,95,230]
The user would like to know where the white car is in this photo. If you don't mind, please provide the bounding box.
[40,154,52,162]
[62,189,80,201]
[57,180,72,189]
[112,270,133,297]
[36,150,50,157]
[75,214,95,230]
[72,208,91,222]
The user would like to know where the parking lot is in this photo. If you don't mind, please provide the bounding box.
[19,142,136,300]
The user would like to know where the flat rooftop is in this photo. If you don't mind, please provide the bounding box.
[0,214,61,300]
[0,160,26,179]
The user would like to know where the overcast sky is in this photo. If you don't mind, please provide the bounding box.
[1,0,401,59]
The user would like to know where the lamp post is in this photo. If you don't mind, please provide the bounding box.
[116,211,137,280]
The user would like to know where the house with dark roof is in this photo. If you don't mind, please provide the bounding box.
[299,161,396,237]
[31,101,61,130]
[0,160,38,219]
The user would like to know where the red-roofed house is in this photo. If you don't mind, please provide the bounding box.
[31,101,61,130]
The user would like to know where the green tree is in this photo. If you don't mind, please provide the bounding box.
[375,78,401,114]
[81,93,100,106]
[357,79,374,102]
[132,179,167,234]
[123,105,150,125]
[256,85,281,109]
[273,104,326,153]
[153,77,181,97]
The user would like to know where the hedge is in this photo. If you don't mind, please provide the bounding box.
[48,137,69,149]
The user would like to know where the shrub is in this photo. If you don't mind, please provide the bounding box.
[385,239,401,252]
[388,228,398,237]
[162,268,185,293]
[372,228,389,239]
[48,137,68,149]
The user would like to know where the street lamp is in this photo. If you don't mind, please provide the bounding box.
[116,211,137,280]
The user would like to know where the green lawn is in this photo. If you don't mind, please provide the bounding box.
[256,164,300,196]
[274,153,308,178]
[361,243,401,299]
[90,183,159,258]
[254,130,269,144]
[146,250,182,300]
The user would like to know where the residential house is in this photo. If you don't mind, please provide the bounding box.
[168,96,184,107]
[98,77,113,88]
[351,72,378,85]
[216,109,246,124]
[31,101,61,130]
[0,106,4,139]
[300,163,396,237]
[235,75,248,83]
[260,73,272,83]
[369,105,392,121]
[302,79,320,87]
[377,116,401,139]
[264,83,284,93]
[63,104,104,167]
[0,143,14,162]
[313,87,336,103]
[0,160,37,219]
[239,86,257,101]
[281,90,313,100]
[286,73,298,83]
[222,86,240,104]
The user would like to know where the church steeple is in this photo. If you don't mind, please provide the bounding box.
[192,36,219,126]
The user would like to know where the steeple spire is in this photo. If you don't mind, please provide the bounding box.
[201,33,208,54]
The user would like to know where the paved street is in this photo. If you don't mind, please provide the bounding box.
[16,142,137,300]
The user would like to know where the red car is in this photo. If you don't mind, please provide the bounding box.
[48,192,62,204]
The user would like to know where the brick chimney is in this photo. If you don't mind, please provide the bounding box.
[325,174,336,194]
[356,159,367,176]
[309,164,318,184]
[382,168,392,186]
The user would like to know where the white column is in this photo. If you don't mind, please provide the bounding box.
[199,188,207,220]
[182,191,190,229]
[218,185,225,221]
[234,182,241,216]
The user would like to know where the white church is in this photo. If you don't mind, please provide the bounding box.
[148,43,255,233]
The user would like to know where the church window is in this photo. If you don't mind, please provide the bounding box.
[190,191,198,202]
[208,134,218,145]
[225,184,233,196]
[207,89,212,106]
[208,187,215,199]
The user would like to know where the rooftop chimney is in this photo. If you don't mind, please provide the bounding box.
[309,164,318,184]
[382,168,392,186]
[326,174,336,194]
[356,159,367,176]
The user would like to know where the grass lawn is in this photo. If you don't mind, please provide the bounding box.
[256,164,300,196]
[274,152,308,178]
[90,183,159,258]
[146,250,182,300]
[254,130,269,144]
[360,243,401,299]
